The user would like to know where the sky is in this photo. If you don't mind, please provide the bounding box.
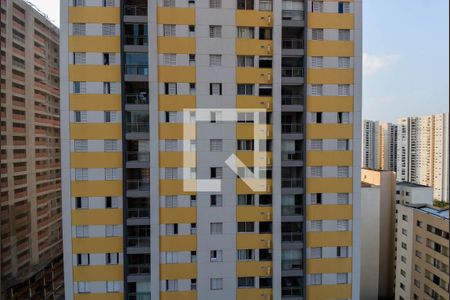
[28,0,449,123]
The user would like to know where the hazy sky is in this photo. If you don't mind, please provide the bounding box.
[28,0,449,123]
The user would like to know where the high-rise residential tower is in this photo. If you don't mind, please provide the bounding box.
[0,0,63,298]
[379,122,397,171]
[397,114,449,202]
[362,120,379,170]
[60,0,362,299]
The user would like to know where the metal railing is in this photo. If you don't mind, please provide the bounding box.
[128,264,150,275]
[282,95,304,105]
[127,179,150,191]
[282,151,303,161]
[282,124,303,134]
[124,5,147,16]
[127,151,150,162]
[127,208,150,218]
[282,67,304,77]
[127,122,149,133]
[282,287,303,297]
[127,236,150,248]
[125,35,148,46]
[281,259,302,271]
[282,205,303,216]
[282,10,304,21]
[282,178,303,188]
[125,64,149,76]
[128,292,151,300]
[282,39,304,49]
[282,232,303,242]
[126,93,149,105]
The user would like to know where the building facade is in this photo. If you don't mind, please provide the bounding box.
[0,0,63,298]
[362,120,379,170]
[379,122,397,172]
[394,203,449,300]
[397,114,449,202]
[60,0,362,299]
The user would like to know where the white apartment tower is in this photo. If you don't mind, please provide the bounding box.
[362,120,379,170]
[379,122,397,171]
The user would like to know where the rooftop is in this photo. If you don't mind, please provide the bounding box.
[397,181,431,188]
[419,206,449,221]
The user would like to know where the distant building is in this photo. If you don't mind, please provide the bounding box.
[0,0,63,298]
[363,120,380,170]
[379,122,398,171]
[361,169,396,300]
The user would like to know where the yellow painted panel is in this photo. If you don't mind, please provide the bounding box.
[160,263,196,280]
[70,94,122,111]
[307,69,354,84]
[159,95,196,111]
[72,237,123,253]
[236,206,272,222]
[160,291,197,300]
[72,209,123,226]
[306,151,353,166]
[74,293,123,300]
[160,235,197,252]
[236,151,272,167]
[306,178,353,193]
[71,152,122,168]
[160,180,197,196]
[237,289,272,300]
[236,68,272,84]
[236,39,273,56]
[236,234,272,249]
[307,232,352,247]
[73,265,123,281]
[307,284,352,300]
[158,66,196,83]
[157,7,195,24]
[236,96,272,111]
[158,37,196,54]
[160,152,196,168]
[307,258,352,274]
[307,205,352,221]
[160,207,197,224]
[159,123,196,139]
[69,65,121,82]
[308,13,354,29]
[69,36,120,53]
[236,124,272,139]
[236,10,273,27]
[308,40,354,57]
[237,261,272,276]
[69,7,120,23]
[71,180,122,197]
[70,123,122,139]
[307,96,354,112]
[237,179,272,195]
[307,124,353,139]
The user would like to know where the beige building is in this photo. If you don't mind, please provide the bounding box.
[394,203,449,300]
[361,169,396,300]
[0,0,63,298]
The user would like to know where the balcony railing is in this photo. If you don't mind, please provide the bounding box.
[127,236,150,248]
[282,124,303,134]
[127,179,150,191]
[127,122,149,133]
[124,5,147,16]
[282,259,302,271]
[282,67,304,78]
[282,39,304,49]
[127,151,150,162]
[282,151,303,161]
[125,64,149,76]
[127,208,150,219]
[128,292,151,300]
[282,287,303,297]
[282,232,302,242]
[128,264,150,275]
[125,35,148,46]
[282,10,304,21]
[282,178,303,188]
[126,93,149,105]
[282,205,303,216]
[282,95,304,106]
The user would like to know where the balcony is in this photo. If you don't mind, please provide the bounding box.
[282,231,302,242]
[282,151,303,161]
[282,39,304,50]
[127,151,150,163]
[126,122,149,136]
[127,236,150,254]
[281,124,303,134]
[282,259,302,271]
[125,64,148,76]
[127,208,150,219]
[128,263,150,275]
[282,10,304,21]
[282,67,304,78]
[125,34,148,46]
[124,5,147,16]
[127,179,150,191]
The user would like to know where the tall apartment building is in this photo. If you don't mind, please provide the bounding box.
[397,114,449,202]
[379,122,397,171]
[394,203,449,300]
[0,0,63,298]
[60,0,362,299]
[362,120,379,170]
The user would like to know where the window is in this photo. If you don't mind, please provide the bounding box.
[165,252,178,264]
[77,254,90,266]
[73,0,85,6]
[210,139,223,152]
[164,140,178,152]
[338,57,351,68]
[311,139,323,150]
[189,54,196,66]
[210,167,223,179]
[237,0,254,10]
[401,242,407,250]
[237,84,254,95]
[238,112,255,123]
[338,112,350,124]
[163,25,176,36]
[75,169,88,181]
[238,249,255,261]
[311,166,322,177]
[163,54,176,65]
[103,53,115,65]
[238,194,255,206]
[73,52,86,64]
[310,274,322,285]
[105,168,119,180]
[209,0,221,8]
[165,111,177,123]
[402,228,408,236]
[166,280,178,291]
[74,140,88,152]
[312,29,324,40]
[311,220,322,232]
[106,253,119,265]
[338,84,350,96]
[76,225,89,238]
[209,26,222,38]
[210,278,223,290]
[210,195,223,207]
[103,0,114,6]
[210,54,222,66]
[238,277,255,288]
[210,222,223,235]
[73,82,86,94]
[165,196,178,208]
[210,250,223,262]
[104,111,117,123]
[311,56,323,68]
[311,247,322,259]
[104,140,118,152]
[105,196,119,209]
[163,0,175,7]
[312,1,324,12]
[237,140,254,151]
[311,193,322,205]
[402,214,408,222]
[165,83,177,95]
[74,111,87,123]
[337,220,349,231]
[337,139,350,151]
[102,24,116,36]
[106,281,121,293]
[77,281,89,293]
[338,2,351,13]
[166,224,178,236]
[337,246,348,258]
[338,29,351,41]
[237,56,254,67]
[76,197,89,209]
[337,273,348,284]
[337,166,349,177]
[165,168,178,180]
[210,83,222,95]
[72,23,86,35]
[311,112,322,124]
[337,193,350,205]
[311,84,323,96]
[106,225,120,237]
[103,82,112,94]
[238,222,255,233]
